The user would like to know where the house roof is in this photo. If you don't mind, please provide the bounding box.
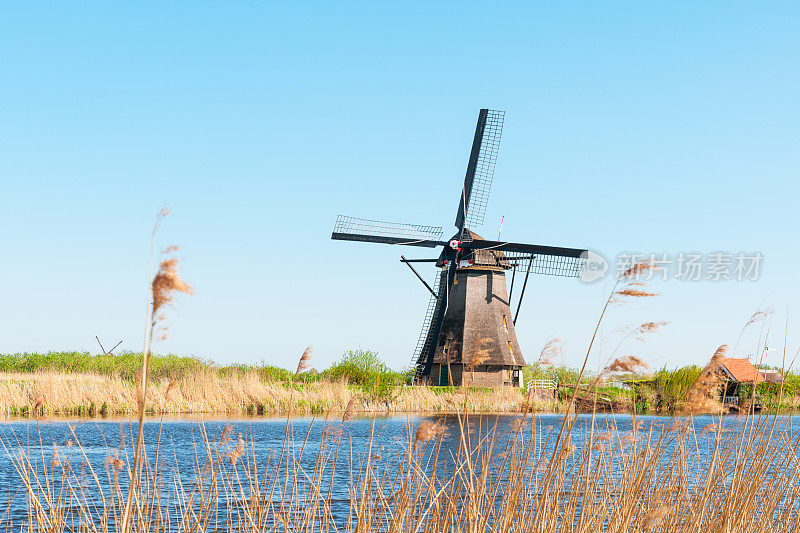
[720,357,765,383]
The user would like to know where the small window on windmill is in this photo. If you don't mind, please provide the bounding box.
[502,315,508,332]
[507,341,513,354]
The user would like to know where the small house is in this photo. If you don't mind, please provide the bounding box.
[719,357,765,384]
[718,357,775,405]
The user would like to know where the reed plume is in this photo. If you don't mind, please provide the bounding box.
[467,337,492,383]
[603,355,648,375]
[136,247,193,404]
[734,307,775,355]
[745,308,773,328]
[681,345,728,414]
[413,420,444,449]
[539,337,563,365]
[615,288,658,298]
[150,247,194,341]
[613,260,660,300]
[643,504,672,530]
[123,207,192,533]
[621,259,657,279]
[296,346,313,375]
[471,351,491,367]
[471,337,492,367]
[634,321,667,336]
[342,396,358,421]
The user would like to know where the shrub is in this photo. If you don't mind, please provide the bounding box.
[0,351,209,380]
[523,364,592,386]
[649,365,702,413]
[322,350,406,401]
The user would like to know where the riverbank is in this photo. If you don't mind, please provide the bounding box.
[6,368,800,417]
[5,350,800,417]
[0,370,561,416]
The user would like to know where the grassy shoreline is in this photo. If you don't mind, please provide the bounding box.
[0,369,559,417]
[5,349,800,417]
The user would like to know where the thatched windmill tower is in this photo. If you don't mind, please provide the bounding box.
[332,109,588,386]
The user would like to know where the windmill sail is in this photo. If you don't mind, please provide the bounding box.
[466,238,586,257]
[410,269,444,381]
[455,109,505,231]
[470,250,586,278]
[332,215,444,247]
[463,237,588,277]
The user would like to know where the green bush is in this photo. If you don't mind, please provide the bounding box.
[322,349,406,401]
[523,364,592,386]
[0,351,209,380]
[648,365,702,413]
[755,374,800,406]
[219,363,300,383]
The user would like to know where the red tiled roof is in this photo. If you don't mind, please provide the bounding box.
[720,357,765,383]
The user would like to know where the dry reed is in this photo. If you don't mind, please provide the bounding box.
[124,209,193,532]
[603,355,648,375]
[5,410,800,531]
[0,371,548,416]
[295,346,313,375]
[682,345,728,414]
[538,336,564,366]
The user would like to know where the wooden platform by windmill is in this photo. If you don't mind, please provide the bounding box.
[332,109,589,387]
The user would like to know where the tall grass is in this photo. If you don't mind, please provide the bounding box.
[7,356,800,416]
[0,371,536,416]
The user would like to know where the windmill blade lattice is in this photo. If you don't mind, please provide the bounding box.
[332,215,444,247]
[456,109,505,230]
[410,269,444,380]
[469,250,586,278]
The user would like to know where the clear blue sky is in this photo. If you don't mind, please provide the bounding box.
[2,2,798,372]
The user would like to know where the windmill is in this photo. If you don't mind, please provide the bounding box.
[331,109,589,387]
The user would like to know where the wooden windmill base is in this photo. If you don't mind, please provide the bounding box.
[429,363,523,388]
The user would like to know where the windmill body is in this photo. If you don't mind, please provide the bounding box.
[427,240,525,387]
[332,110,588,387]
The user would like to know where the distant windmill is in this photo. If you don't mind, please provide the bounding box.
[96,336,122,355]
[331,109,589,387]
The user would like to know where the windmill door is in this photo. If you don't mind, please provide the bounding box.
[439,365,449,386]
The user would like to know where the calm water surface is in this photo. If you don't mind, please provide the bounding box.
[1,413,798,526]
